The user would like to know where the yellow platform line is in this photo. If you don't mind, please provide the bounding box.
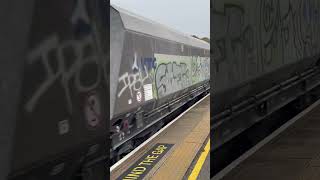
[188,139,210,180]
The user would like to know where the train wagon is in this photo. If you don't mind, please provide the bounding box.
[0,0,108,179]
[110,5,210,161]
[212,0,320,160]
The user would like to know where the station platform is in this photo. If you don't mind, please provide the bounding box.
[110,94,210,180]
[217,99,320,180]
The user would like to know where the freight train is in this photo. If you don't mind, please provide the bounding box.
[110,5,210,162]
[212,0,320,167]
[0,0,108,179]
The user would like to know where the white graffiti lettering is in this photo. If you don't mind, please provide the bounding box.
[26,35,102,113]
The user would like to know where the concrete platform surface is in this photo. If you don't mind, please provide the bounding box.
[110,95,210,180]
[221,101,320,180]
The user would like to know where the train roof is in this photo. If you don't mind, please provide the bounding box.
[111,4,210,50]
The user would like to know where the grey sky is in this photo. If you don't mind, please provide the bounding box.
[111,0,210,38]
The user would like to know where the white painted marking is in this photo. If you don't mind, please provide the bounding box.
[110,93,210,172]
[132,52,138,71]
[143,83,153,101]
[212,98,320,180]
[85,93,101,127]
[58,119,69,135]
[136,91,142,102]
